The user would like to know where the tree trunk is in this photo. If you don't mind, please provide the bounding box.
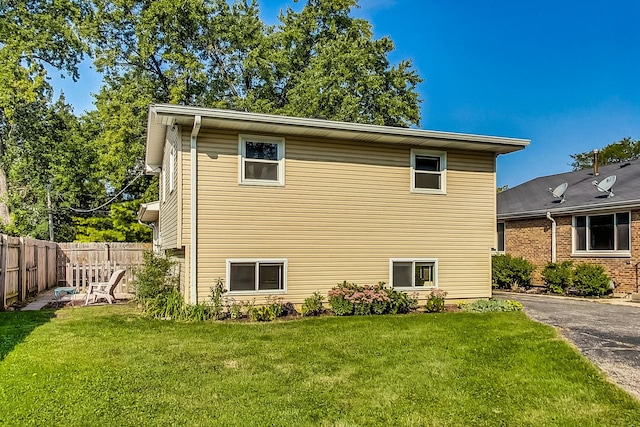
[0,141,11,226]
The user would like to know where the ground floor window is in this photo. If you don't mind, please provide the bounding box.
[573,212,630,253]
[390,259,438,288]
[227,259,287,293]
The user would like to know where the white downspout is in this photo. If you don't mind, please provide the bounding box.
[546,211,556,263]
[190,115,201,304]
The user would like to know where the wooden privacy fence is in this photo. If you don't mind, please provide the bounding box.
[0,236,57,308]
[1,236,151,309]
[57,242,151,295]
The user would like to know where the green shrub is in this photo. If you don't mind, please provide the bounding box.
[492,254,534,289]
[458,298,523,313]
[424,289,447,313]
[228,300,242,320]
[143,288,185,319]
[183,302,216,322]
[132,251,180,300]
[328,281,417,316]
[247,296,287,322]
[209,278,227,319]
[573,263,612,296]
[542,261,574,294]
[248,305,278,322]
[385,288,418,314]
[301,292,325,316]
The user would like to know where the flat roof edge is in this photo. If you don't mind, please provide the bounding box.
[150,104,530,150]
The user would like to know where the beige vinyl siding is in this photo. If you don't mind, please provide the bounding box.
[170,249,187,296]
[187,129,496,303]
[181,131,191,247]
[159,125,180,250]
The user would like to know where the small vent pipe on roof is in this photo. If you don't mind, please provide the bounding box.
[593,149,599,176]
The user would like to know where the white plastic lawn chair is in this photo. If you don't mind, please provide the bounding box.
[84,269,126,305]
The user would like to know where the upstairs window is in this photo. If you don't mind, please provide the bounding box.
[573,212,630,254]
[411,149,446,194]
[239,135,285,186]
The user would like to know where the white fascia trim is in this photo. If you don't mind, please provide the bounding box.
[189,115,201,304]
[389,258,439,289]
[149,104,530,153]
[498,199,640,220]
[225,258,288,295]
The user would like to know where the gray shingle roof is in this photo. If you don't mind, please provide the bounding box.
[497,159,640,219]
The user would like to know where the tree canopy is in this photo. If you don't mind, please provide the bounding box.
[570,137,640,170]
[1,0,423,242]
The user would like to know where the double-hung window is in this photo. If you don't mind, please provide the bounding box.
[390,259,438,288]
[573,212,630,255]
[239,135,285,185]
[411,149,446,194]
[227,259,287,293]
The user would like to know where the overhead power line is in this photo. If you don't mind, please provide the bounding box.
[69,171,145,214]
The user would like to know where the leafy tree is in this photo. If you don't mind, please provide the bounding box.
[1,0,423,241]
[0,93,102,240]
[85,0,422,193]
[570,137,640,170]
[74,200,152,242]
[0,0,90,234]
[268,0,421,126]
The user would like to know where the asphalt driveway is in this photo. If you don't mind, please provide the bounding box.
[495,293,640,399]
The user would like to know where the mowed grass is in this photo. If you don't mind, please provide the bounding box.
[1,305,639,426]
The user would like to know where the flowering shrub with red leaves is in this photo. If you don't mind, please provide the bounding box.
[328,281,418,316]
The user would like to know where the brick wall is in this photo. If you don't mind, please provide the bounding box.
[503,218,551,284]
[503,210,640,294]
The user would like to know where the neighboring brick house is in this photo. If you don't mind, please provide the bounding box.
[497,159,640,294]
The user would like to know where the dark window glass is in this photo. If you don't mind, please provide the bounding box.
[616,212,630,251]
[415,156,440,171]
[245,142,278,160]
[497,223,505,252]
[415,262,434,286]
[393,262,413,287]
[415,173,440,189]
[244,161,278,181]
[258,264,282,290]
[230,263,255,291]
[590,214,614,250]
[575,216,586,250]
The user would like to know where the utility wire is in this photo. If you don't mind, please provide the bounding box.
[69,171,145,214]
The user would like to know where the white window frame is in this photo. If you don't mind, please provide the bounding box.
[411,149,446,194]
[238,134,285,186]
[389,258,439,289]
[572,212,631,257]
[161,167,166,203]
[226,258,288,295]
[169,145,175,193]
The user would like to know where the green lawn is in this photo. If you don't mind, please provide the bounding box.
[1,305,639,426]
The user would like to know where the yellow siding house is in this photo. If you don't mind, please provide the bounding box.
[142,104,528,304]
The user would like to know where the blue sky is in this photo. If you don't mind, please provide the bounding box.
[52,0,640,188]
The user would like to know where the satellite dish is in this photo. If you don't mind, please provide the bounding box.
[548,182,568,203]
[592,175,616,198]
